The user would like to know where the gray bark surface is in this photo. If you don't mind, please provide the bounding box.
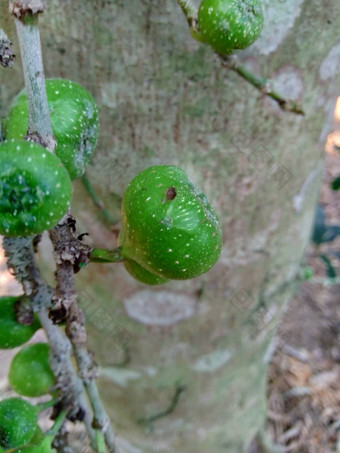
[1,1,340,452]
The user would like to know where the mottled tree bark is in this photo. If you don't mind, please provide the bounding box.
[1,0,340,452]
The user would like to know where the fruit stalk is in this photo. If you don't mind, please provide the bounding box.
[95,430,106,453]
[176,0,196,24]
[46,410,68,438]
[81,173,119,225]
[176,0,205,42]
[9,0,56,151]
[221,55,305,115]
[89,247,124,263]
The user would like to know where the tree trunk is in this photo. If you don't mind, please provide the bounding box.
[1,0,340,451]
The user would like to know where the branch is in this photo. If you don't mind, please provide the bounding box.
[89,247,124,264]
[7,3,114,452]
[0,28,15,68]
[47,409,68,438]
[48,214,91,321]
[9,0,56,150]
[221,56,305,115]
[6,3,95,449]
[2,237,96,448]
[49,215,117,453]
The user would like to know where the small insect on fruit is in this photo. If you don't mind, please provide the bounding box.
[0,398,38,449]
[6,79,99,180]
[0,140,72,237]
[119,165,222,283]
[197,0,264,55]
[9,343,55,397]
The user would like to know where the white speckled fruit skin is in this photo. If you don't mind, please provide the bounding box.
[119,165,222,280]
[6,79,99,180]
[0,140,72,237]
[198,0,264,55]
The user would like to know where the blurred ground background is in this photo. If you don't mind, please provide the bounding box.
[0,112,339,452]
[266,130,340,453]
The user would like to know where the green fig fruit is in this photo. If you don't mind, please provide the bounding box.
[6,79,99,180]
[119,165,222,281]
[197,0,264,55]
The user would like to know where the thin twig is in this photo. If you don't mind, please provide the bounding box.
[95,430,107,453]
[221,56,304,115]
[36,398,57,412]
[49,216,117,453]
[2,237,96,447]
[9,0,56,151]
[81,173,119,226]
[89,247,124,263]
[176,0,205,42]
[176,0,196,26]
[47,410,68,438]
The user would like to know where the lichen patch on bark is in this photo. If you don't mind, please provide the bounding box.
[264,65,304,115]
[250,0,304,56]
[192,348,234,373]
[100,366,142,387]
[319,41,340,81]
[123,290,196,326]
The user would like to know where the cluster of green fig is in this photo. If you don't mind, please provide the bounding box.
[0,79,99,238]
[1,76,223,284]
[6,79,99,181]
[0,80,98,449]
[0,0,264,282]
[0,75,224,453]
[0,75,224,446]
[0,297,55,452]
[0,0,267,448]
